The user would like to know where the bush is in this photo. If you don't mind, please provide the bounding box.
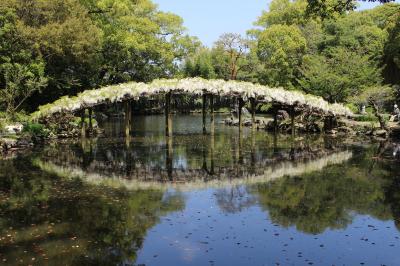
[345,103,359,114]
[70,116,97,127]
[353,113,390,122]
[22,122,49,140]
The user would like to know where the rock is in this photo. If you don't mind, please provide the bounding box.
[16,139,32,147]
[337,126,353,134]
[326,130,337,135]
[4,123,23,134]
[1,138,18,151]
[374,129,387,137]
[277,110,289,121]
[243,120,252,127]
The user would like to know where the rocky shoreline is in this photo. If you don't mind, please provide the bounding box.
[222,114,400,139]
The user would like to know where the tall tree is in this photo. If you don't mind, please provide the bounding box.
[298,48,382,102]
[257,24,307,88]
[211,33,251,80]
[0,6,48,116]
[306,0,395,19]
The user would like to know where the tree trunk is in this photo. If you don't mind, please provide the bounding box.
[371,102,389,131]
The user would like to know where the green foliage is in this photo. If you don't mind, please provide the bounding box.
[22,122,50,139]
[184,48,216,79]
[305,0,394,19]
[255,0,307,28]
[383,8,400,84]
[257,24,307,88]
[345,103,359,113]
[298,48,381,102]
[258,103,273,112]
[0,0,198,114]
[0,6,48,116]
[249,1,399,103]
[183,33,260,82]
[353,85,395,108]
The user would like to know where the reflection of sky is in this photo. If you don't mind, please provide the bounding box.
[153,0,400,47]
[136,188,400,266]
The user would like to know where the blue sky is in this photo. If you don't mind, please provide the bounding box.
[153,0,399,47]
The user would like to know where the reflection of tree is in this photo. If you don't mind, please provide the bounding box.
[0,158,184,265]
[253,158,394,234]
[215,186,256,214]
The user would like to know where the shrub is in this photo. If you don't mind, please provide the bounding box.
[22,122,49,140]
[353,113,390,122]
[345,103,359,114]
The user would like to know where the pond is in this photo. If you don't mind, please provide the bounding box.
[1,114,400,265]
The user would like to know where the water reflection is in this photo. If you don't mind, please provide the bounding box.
[34,116,353,189]
[0,158,184,265]
[2,115,400,265]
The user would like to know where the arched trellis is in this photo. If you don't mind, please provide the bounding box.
[32,78,353,137]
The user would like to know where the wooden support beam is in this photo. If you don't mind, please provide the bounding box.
[165,92,172,137]
[124,100,132,137]
[202,93,207,134]
[81,109,86,138]
[250,98,256,131]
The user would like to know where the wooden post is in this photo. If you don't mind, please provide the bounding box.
[81,109,86,138]
[202,93,207,134]
[291,106,295,136]
[165,92,172,137]
[124,100,131,137]
[250,98,256,131]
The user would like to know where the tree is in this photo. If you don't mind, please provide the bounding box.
[0,6,47,116]
[255,0,307,28]
[0,0,103,109]
[0,63,47,116]
[183,48,216,79]
[354,86,395,130]
[306,0,395,19]
[383,8,400,85]
[211,33,250,80]
[257,24,307,88]
[80,0,194,84]
[298,48,381,102]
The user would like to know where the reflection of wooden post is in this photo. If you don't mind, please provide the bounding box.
[165,92,172,137]
[210,130,215,175]
[238,97,244,131]
[166,135,173,181]
[124,100,131,137]
[210,94,215,135]
[250,98,256,131]
[291,106,295,136]
[273,107,278,134]
[251,130,256,171]
[81,109,86,138]
[88,108,93,132]
[202,93,207,134]
[210,94,215,174]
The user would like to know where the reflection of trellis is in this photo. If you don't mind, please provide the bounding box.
[34,149,352,191]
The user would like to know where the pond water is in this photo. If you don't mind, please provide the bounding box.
[1,114,400,266]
